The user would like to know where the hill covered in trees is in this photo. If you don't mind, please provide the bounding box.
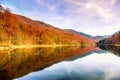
[97,31,120,45]
[0,5,95,48]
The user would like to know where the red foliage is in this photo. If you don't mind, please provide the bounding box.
[0,7,95,45]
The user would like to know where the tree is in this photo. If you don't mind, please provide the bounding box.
[81,41,86,45]
[19,24,25,31]
[0,5,4,13]
[55,37,60,44]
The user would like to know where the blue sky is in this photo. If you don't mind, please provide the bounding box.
[2,0,120,36]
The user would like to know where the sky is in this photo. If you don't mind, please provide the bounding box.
[1,0,120,36]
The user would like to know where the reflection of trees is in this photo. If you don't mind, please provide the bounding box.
[98,45,120,56]
[0,70,8,80]
[54,47,60,54]
[0,46,96,80]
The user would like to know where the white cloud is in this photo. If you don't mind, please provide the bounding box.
[84,3,114,23]
[35,0,44,5]
[35,0,63,12]
[65,0,117,23]
[111,0,116,5]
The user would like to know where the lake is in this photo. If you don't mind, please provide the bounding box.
[0,45,120,80]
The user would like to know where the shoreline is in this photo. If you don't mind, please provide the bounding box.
[0,44,95,51]
[97,44,120,46]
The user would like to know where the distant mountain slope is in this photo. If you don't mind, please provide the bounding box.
[98,31,120,44]
[65,29,108,41]
[93,35,109,41]
[0,6,95,46]
[65,29,93,39]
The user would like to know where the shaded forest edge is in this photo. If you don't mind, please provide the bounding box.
[0,5,95,49]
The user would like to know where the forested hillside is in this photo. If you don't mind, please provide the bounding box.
[0,5,95,47]
[98,31,120,45]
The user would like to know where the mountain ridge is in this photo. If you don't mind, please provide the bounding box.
[65,29,108,41]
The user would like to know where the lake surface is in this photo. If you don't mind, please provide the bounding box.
[0,46,120,80]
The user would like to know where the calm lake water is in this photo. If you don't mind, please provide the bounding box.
[0,46,120,80]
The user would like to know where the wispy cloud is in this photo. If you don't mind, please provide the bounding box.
[35,0,64,12]
[65,0,117,23]
[35,0,56,12]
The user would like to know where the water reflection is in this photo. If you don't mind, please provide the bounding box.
[0,46,96,80]
[98,45,120,56]
[15,51,120,80]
